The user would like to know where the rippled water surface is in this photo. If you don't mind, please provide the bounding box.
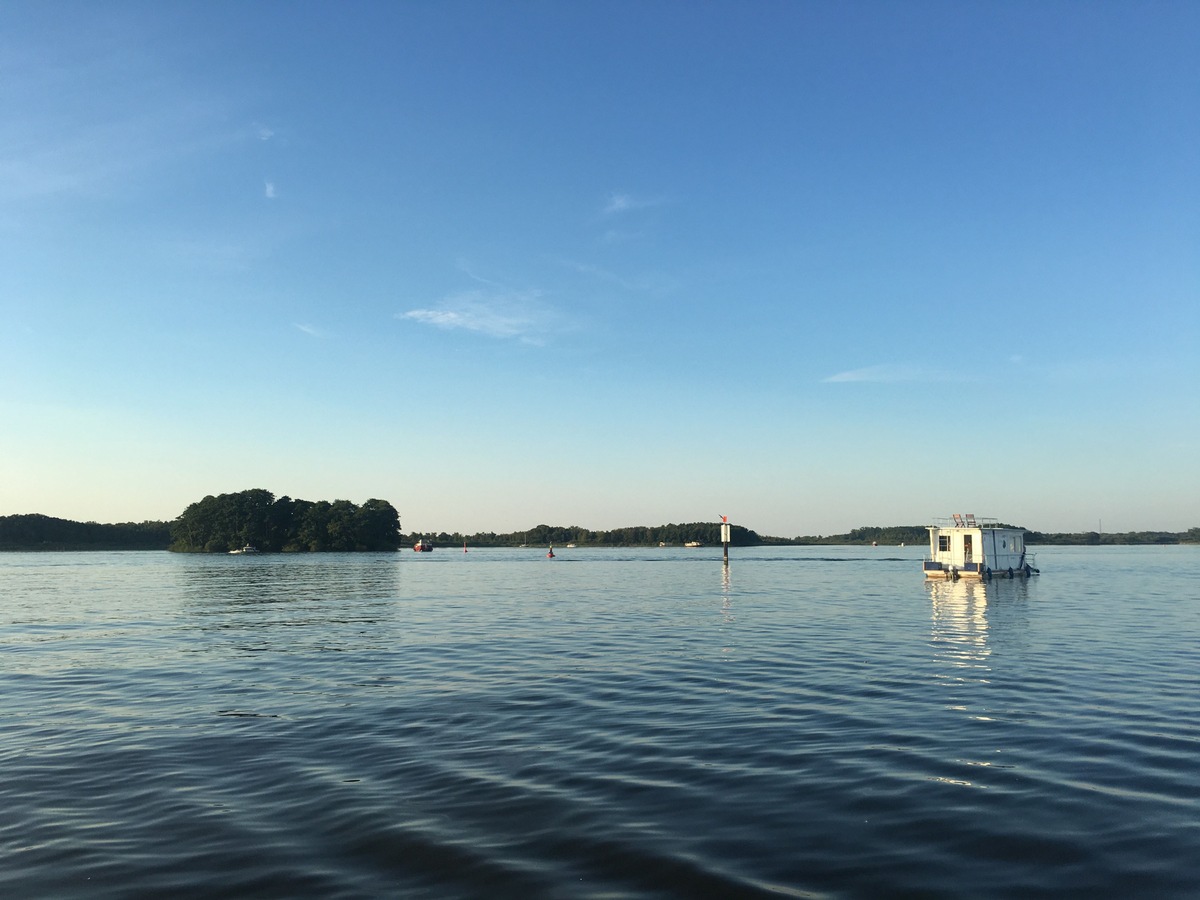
[2,546,1198,898]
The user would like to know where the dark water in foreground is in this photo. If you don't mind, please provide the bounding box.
[2,546,1197,898]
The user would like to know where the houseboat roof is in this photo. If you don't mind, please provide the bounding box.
[928,514,1012,529]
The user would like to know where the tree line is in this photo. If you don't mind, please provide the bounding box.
[793,525,1200,546]
[1024,528,1200,545]
[792,525,932,546]
[3,506,1197,551]
[413,522,771,547]
[0,514,171,550]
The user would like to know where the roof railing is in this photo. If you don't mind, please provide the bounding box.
[929,516,1002,528]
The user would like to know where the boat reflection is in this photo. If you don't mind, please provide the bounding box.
[926,576,1033,671]
[928,578,991,669]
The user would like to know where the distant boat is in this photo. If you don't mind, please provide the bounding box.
[565,543,576,548]
[413,538,433,552]
[229,545,259,555]
[684,541,702,548]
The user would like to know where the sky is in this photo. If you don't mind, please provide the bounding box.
[2,0,1197,537]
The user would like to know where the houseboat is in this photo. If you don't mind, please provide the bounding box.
[923,514,1038,579]
[413,537,433,552]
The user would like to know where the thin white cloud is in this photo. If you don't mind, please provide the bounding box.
[604,193,634,214]
[264,180,276,199]
[455,258,506,288]
[399,289,561,344]
[822,363,959,384]
[601,227,647,245]
[563,259,679,295]
[0,34,273,206]
[602,192,663,215]
[825,356,1115,385]
[154,237,259,271]
[293,323,327,339]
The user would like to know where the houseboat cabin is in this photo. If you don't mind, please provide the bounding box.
[924,514,1038,579]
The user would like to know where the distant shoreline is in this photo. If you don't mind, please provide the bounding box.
[1,512,1196,552]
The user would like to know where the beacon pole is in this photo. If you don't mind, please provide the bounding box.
[720,516,731,566]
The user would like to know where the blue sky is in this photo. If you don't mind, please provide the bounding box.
[2,1,1197,536]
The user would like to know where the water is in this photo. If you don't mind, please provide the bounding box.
[2,545,1197,898]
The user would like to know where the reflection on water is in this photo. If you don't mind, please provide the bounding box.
[178,553,402,606]
[928,577,991,667]
[176,554,403,651]
[927,575,1035,667]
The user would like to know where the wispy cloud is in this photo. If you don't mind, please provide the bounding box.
[822,363,960,384]
[153,236,260,271]
[563,259,679,295]
[264,180,276,199]
[456,258,506,288]
[399,289,561,344]
[602,192,663,215]
[0,32,274,207]
[293,322,327,339]
[600,227,647,245]
[824,356,1124,385]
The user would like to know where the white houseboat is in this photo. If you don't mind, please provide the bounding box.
[923,514,1039,579]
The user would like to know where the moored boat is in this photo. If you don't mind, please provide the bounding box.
[923,514,1038,579]
[229,545,259,555]
[413,538,433,552]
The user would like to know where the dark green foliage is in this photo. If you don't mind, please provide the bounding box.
[1025,529,1190,545]
[792,525,931,546]
[169,490,401,552]
[0,514,171,550]
[443,522,765,547]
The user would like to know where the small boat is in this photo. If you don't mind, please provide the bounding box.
[684,541,702,548]
[923,514,1039,579]
[413,538,433,552]
[229,545,259,555]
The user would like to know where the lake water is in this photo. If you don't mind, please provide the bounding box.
[2,545,1198,898]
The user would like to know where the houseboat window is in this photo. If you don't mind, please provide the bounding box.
[938,535,950,552]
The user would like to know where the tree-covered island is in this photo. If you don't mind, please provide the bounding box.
[169,490,402,552]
